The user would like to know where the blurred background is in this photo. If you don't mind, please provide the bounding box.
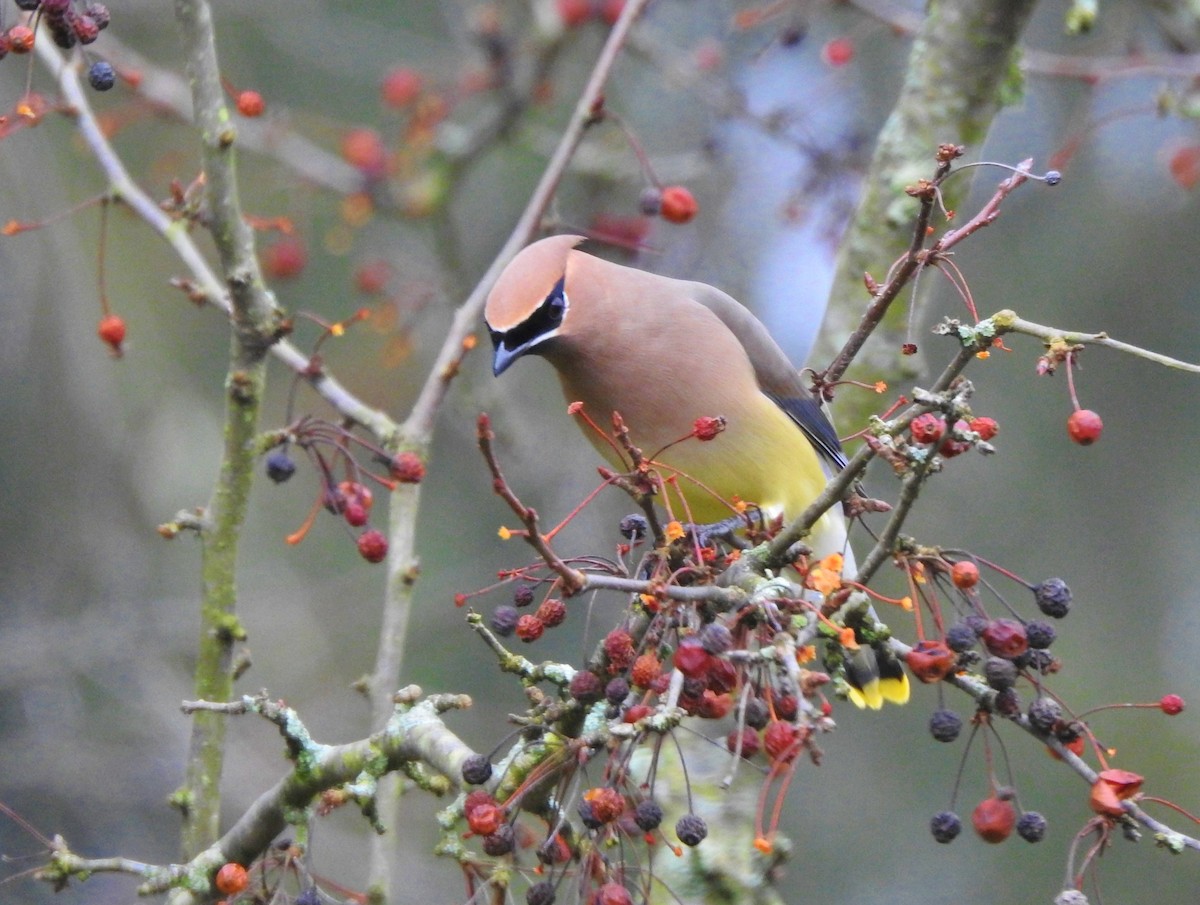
[1,1,1199,903]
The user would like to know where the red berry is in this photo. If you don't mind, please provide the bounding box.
[692,415,725,441]
[515,614,545,642]
[236,90,265,117]
[938,420,971,457]
[343,501,369,527]
[467,801,503,836]
[1067,409,1103,445]
[623,703,651,723]
[535,597,567,627]
[706,657,737,694]
[630,652,661,688]
[980,619,1028,659]
[338,480,374,512]
[556,0,593,27]
[7,25,35,54]
[603,629,636,670]
[357,529,388,563]
[950,560,979,590]
[659,185,698,224]
[972,796,1015,843]
[1168,144,1200,190]
[381,66,423,108]
[464,789,494,817]
[590,882,633,905]
[905,640,956,683]
[821,37,855,67]
[673,638,711,678]
[583,786,625,823]
[726,726,760,758]
[968,416,998,441]
[97,313,126,354]
[910,412,945,445]
[262,237,307,280]
[354,259,392,294]
[1160,693,1186,715]
[389,451,426,484]
[341,128,389,178]
[214,863,249,896]
[763,721,800,762]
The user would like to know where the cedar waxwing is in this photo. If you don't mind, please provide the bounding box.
[484,234,908,709]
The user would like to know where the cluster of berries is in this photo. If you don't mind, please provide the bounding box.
[1,0,116,91]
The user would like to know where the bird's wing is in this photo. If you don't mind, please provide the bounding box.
[684,280,847,471]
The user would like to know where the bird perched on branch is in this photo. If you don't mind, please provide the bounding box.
[484,234,907,709]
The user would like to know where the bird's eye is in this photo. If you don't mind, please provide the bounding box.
[543,277,567,325]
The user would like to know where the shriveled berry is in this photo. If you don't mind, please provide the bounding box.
[929,708,962,743]
[357,529,388,563]
[1034,578,1072,618]
[482,823,515,856]
[389,451,426,483]
[1067,409,1103,445]
[726,726,760,758]
[604,677,629,704]
[618,513,648,540]
[743,697,769,730]
[634,799,663,831]
[604,629,636,670]
[467,801,503,836]
[675,813,707,846]
[993,687,1022,717]
[692,415,725,440]
[584,786,624,823]
[706,656,737,694]
[763,721,800,762]
[906,639,956,683]
[659,185,698,224]
[536,597,566,627]
[930,810,962,843]
[516,614,545,642]
[265,450,296,483]
[972,796,1016,843]
[945,622,978,653]
[1025,620,1056,649]
[950,560,979,589]
[774,693,798,720]
[1161,693,1186,715]
[984,656,1018,690]
[527,881,556,905]
[73,15,100,44]
[490,605,518,636]
[1028,697,1062,733]
[910,412,945,444]
[85,3,110,29]
[569,670,603,702]
[1016,811,1047,843]
[461,753,493,785]
[512,584,535,607]
[630,652,661,688]
[938,420,972,457]
[698,622,732,654]
[673,637,710,678]
[981,619,1028,659]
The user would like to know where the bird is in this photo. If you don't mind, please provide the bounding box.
[484,234,908,709]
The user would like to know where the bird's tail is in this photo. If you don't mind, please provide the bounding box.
[833,541,910,710]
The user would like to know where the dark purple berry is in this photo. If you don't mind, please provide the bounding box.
[619,513,648,540]
[1034,578,1072,618]
[945,622,978,653]
[1016,811,1047,842]
[88,60,116,91]
[930,810,962,843]
[1027,697,1062,733]
[461,754,493,786]
[984,656,1018,690]
[482,823,515,856]
[265,450,296,483]
[698,622,732,654]
[743,697,769,730]
[993,687,1022,717]
[633,799,663,831]
[675,813,707,846]
[490,605,519,637]
[929,708,962,743]
[526,881,556,905]
[1025,620,1056,649]
[604,677,629,705]
[512,584,535,607]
